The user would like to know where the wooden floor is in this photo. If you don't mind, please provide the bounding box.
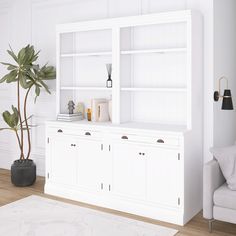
[1,169,236,236]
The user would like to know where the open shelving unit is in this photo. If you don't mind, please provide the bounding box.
[56,10,202,130]
[49,10,203,226]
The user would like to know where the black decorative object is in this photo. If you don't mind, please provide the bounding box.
[11,159,36,187]
[68,100,75,114]
[214,76,233,110]
[106,64,112,88]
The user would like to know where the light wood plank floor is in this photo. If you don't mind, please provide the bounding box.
[1,168,236,236]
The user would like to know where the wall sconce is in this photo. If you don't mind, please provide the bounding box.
[214,76,233,110]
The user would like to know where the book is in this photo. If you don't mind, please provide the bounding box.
[57,113,82,117]
[57,113,83,122]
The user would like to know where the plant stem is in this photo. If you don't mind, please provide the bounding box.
[15,130,22,156]
[24,85,33,159]
[17,79,24,160]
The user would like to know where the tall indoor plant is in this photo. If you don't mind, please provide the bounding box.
[0,45,56,186]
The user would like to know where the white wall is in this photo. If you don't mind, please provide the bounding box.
[0,0,232,175]
[213,0,236,147]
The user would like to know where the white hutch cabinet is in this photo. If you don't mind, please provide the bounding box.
[45,10,203,225]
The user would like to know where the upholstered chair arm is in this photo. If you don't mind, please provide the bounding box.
[203,159,225,219]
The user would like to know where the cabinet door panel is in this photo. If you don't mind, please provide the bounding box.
[77,139,103,191]
[50,136,77,185]
[147,148,180,207]
[112,143,146,200]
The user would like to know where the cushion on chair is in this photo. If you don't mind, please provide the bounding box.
[214,183,236,210]
[210,145,236,190]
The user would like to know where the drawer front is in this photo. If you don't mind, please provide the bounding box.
[112,133,179,146]
[47,126,101,139]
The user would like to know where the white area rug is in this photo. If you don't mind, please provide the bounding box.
[0,195,178,236]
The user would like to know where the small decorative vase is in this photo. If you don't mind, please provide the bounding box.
[106,64,112,88]
[11,159,36,187]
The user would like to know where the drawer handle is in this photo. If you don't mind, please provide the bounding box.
[121,136,128,140]
[85,132,91,136]
[71,144,76,147]
[157,139,164,143]
[57,129,63,133]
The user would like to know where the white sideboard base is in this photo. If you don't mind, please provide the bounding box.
[45,183,190,226]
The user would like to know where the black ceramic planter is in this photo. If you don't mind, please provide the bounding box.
[11,159,36,187]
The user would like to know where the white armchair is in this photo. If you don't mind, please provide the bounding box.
[203,159,236,232]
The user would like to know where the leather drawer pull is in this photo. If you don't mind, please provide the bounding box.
[157,139,164,143]
[57,129,63,133]
[121,136,128,140]
[85,132,91,136]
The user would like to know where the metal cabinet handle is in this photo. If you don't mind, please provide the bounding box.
[121,135,128,140]
[157,139,164,143]
[57,129,63,133]
[85,132,91,136]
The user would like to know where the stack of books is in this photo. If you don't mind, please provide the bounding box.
[57,113,83,122]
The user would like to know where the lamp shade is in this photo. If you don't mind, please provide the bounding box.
[222,89,233,110]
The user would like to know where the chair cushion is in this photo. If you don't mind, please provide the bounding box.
[214,183,236,210]
[210,145,236,190]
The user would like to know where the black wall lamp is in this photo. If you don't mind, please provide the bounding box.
[214,76,233,110]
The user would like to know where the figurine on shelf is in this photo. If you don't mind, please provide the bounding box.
[106,63,112,88]
[68,100,75,114]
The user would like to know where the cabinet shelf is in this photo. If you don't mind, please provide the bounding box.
[61,87,112,91]
[60,48,186,58]
[121,87,187,92]
[121,48,186,55]
[60,51,112,57]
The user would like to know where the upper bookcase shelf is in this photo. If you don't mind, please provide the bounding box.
[61,87,112,91]
[121,87,187,92]
[60,47,187,58]
[60,51,112,57]
[56,10,202,129]
[121,48,186,55]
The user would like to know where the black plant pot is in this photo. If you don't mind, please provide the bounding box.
[11,159,36,187]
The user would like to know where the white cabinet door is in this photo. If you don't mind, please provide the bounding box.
[112,143,146,200]
[147,147,181,207]
[77,138,103,192]
[50,136,77,186]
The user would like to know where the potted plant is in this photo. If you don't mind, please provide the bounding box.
[0,45,56,187]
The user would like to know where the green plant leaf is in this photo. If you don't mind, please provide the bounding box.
[0,128,13,131]
[7,45,19,64]
[17,47,26,65]
[19,74,32,89]
[0,62,17,71]
[34,85,40,103]
[0,70,18,83]
[39,80,51,94]
[2,106,19,129]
